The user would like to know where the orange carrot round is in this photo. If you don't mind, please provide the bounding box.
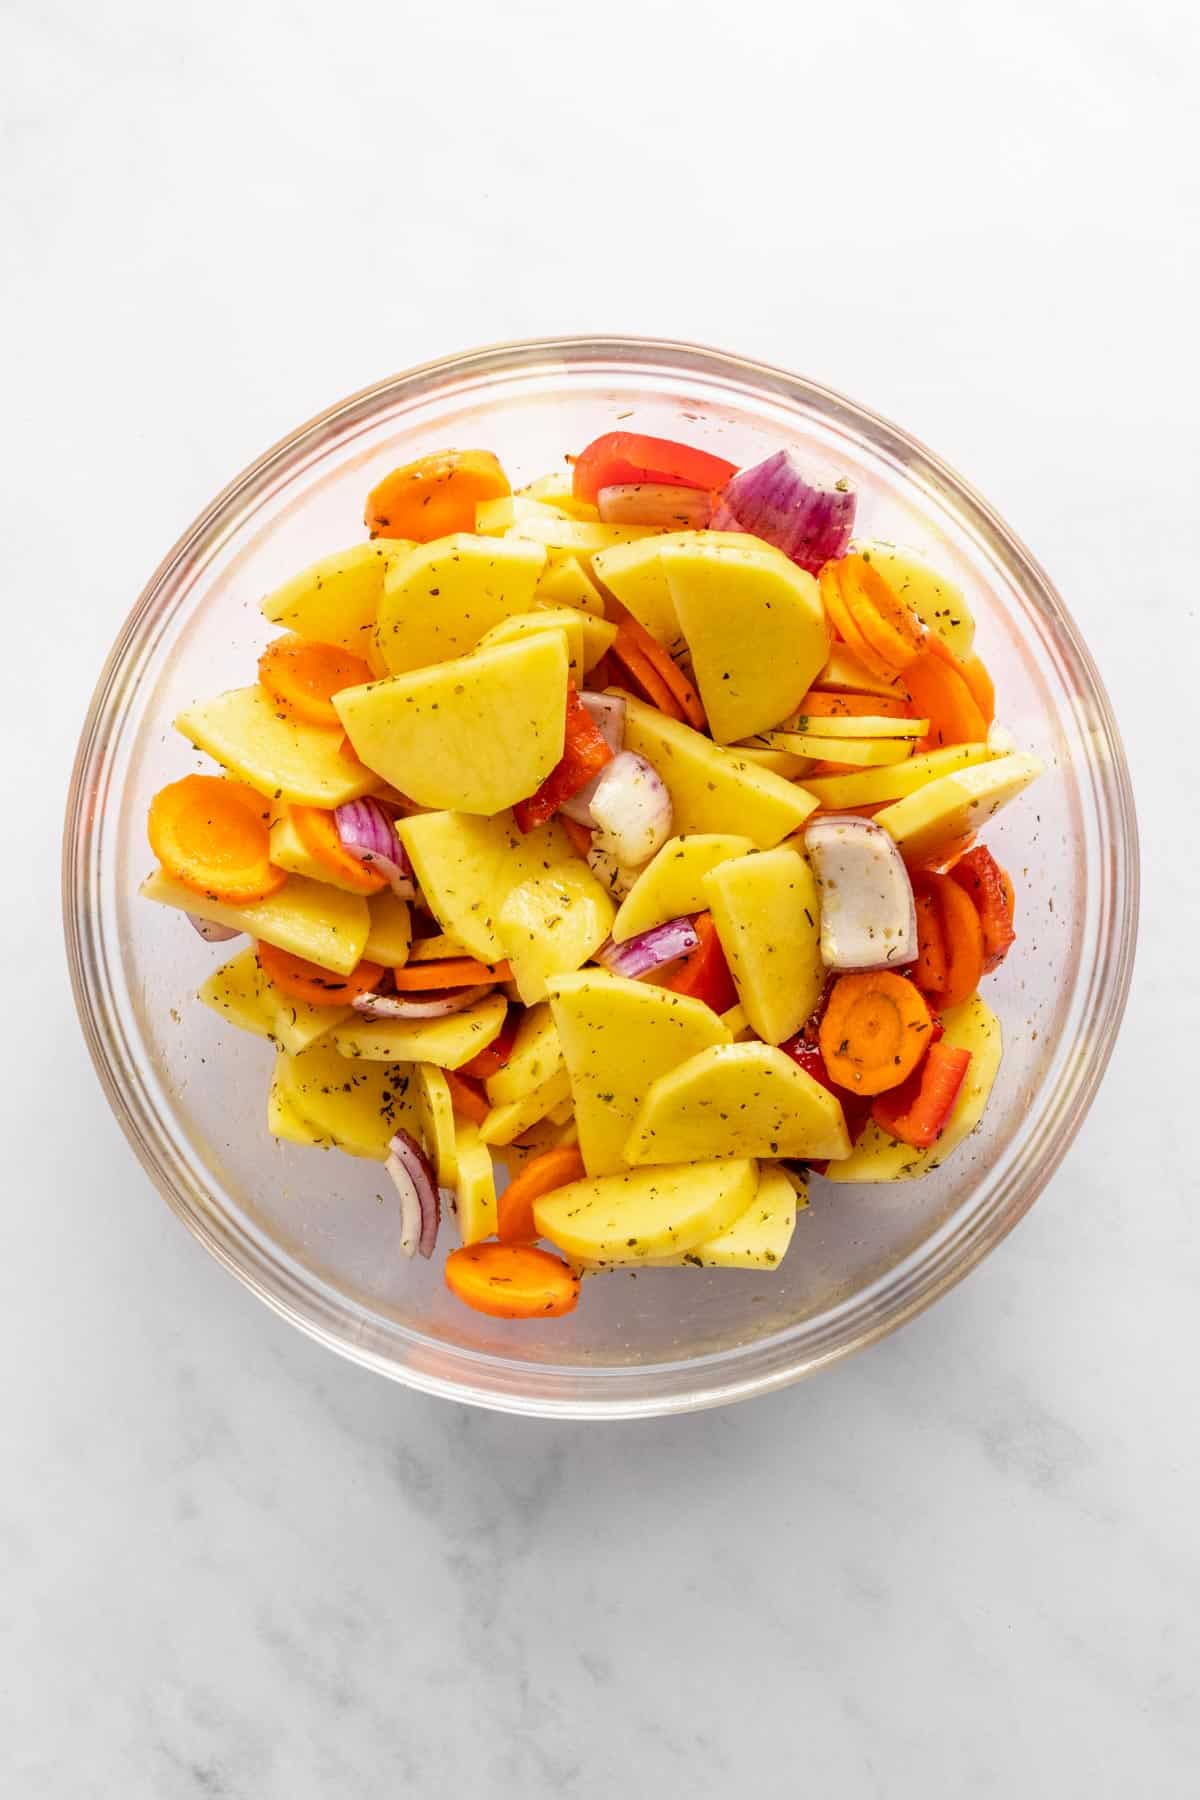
[364,449,509,541]
[257,635,373,727]
[902,648,987,748]
[818,563,896,680]
[444,1243,580,1319]
[913,886,949,996]
[818,970,935,1095]
[256,942,384,1007]
[609,628,687,722]
[795,689,912,720]
[444,1069,490,1125]
[911,873,986,1007]
[291,804,387,894]
[928,636,995,725]
[839,555,924,672]
[148,775,284,905]
[496,1145,586,1244]
[391,957,510,991]
[610,606,707,729]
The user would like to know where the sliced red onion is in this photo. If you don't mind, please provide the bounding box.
[586,842,640,900]
[595,915,699,979]
[186,913,241,943]
[560,692,628,825]
[386,1129,440,1259]
[587,752,673,867]
[353,983,492,1021]
[597,484,712,529]
[805,815,917,970]
[711,448,856,574]
[334,797,416,898]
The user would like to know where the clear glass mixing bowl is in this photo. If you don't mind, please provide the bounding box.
[62,337,1138,1416]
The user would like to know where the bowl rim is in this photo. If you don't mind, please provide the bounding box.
[62,334,1140,1417]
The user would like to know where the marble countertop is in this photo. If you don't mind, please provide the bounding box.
[4,1,1197,1793]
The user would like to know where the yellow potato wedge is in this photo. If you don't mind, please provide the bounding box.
[497,864,615,1003]
[611,833,755,943]
[767,732,913,767]
[452,1122,497,1244]
[374,533,546,674]
[799,742,993,810]
[484,1003,563,1108]
[703,845,824,1045]
[334,992,508,1069]
[479,1070,573,1147]
[398,812,572,963]
[362,890,412,967]
[274,1044,417,1161]
[533,1157,758,1263]
[874,752,1042,864]
[260,540,404,654]
[853,541,975,658]
[176,686,378,808]
[624,1041,850,1166]
[141,868,369,975]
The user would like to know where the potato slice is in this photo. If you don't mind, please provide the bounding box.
[475,495,574,533]
[141,869,369,975]
[506,515,662,562]
[268,1072,329,1148]
[397,812,572,963]
[624,1042,850,1165]
[484,1003,563,1107]
[497,863,615,1003]
[267,807,389,894]
[547,970,731,1176]
[414,1064,458,1187]
[583,1165,801,1271]
[853,542,976,658]
[335,634,569,814]
[816,644,910,697]
[275,1045,418,1160]
[619,695,818,846]
[591,530,749,651]
[533,1157,758,1263]
[731,744,816,779]
[453,1122,497,1243]
[334,992,508,1069]
[534,555,607,617]
[662,537,829,742]
[824,993,1002,1182]
[477,608,584,686]
[260,541,404,654]
[703,846,824,1045]
[175,685,377,809]
[373,533,545,674]
[611,833,754,943]
[767,731,913,767]
[479,1070,573,1146]
[199,946,352,1056]
[874,752,1042,865]
[362,890,412,967]
[798,742,993,810]
[406,933,471,963]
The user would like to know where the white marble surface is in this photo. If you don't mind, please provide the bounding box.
[3,1,1198,1793]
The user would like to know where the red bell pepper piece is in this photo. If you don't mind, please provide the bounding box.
[949,845,1016,971]
[459,1007,520,1081]
[661,912,738,1014]
[572,431,739,503]
[779,1035,874,1171]
[443,1068,490,1125]
[513,682,614,833]
[871,1041,972,1149]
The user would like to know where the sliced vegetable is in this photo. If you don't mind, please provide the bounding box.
[256,942,385,1008]
[620,696,818,845]
[610,608,706,729]
[391,957,510,990]
[459,1008,519,1081]
[608,625,686,722]
[623,1042,851,1165]
[175,687,378,809]
[792,689,912,721]
[788,709,926,738]
[386,1129,441,1258]
[872,1042,972,1149]
[444,1243,580,1318]
[260,540,399,655]
[703,844,824,1046]
[778,1036,873,1151]
[587,751,673,868]
[661,911,739,1015]
[352,984,492,1020]
[768,732,913,767]
[497,863,615,1003]
[334,991,509,1068]
[818,970,934,1095]
[572,432,737,503]
[257,635,373,728]
[596,915,698,980]
[283,804,384,895]
[804,815,917,970]
[837,553,924,673]
[444,1068,490,1125]
[710,448,855,572]
[374,533,546,675]
[597,484,712,528]
[148,775,285,906]
[187,913,241,943]
[950,845,1017,970]
[513,682,614,832]
[452,1120,498,1240]
[365,449,510,541]
[799,741,993,810]
[910,873,985,1008]
[875,752,1041,866]
[333,798,415,897]
[496,1145,587,1243]
[900,646,987,748]
[612,833,753,943]
[818,561,895,680]
[142,868,369,974]
[534,1158,757,1262]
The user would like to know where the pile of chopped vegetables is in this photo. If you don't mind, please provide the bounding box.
[143,430,1041,1322]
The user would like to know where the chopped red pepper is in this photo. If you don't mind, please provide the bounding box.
[513,682,614,833]
[779,1035,874,1169]
[443,1068,490,1125]
[660,912,738,1014]
[571,431,739,503]
[949,845,1017,970]
[871,1041,972,1149]
[459,1007,520,1081]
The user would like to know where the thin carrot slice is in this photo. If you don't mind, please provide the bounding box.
[912,873,986,1008]
[913,887,949,995]
[258,635,373,728]
[256,942,384,1007]
[290,804,387,894]
[610,605,707,729]
[444,1069,490,1125]
[928,636,995,725]
[496,1145,586,1244]
[148,775,284,905]
[391,957,510,990]
[459,1009,520,1080]
[364,449,510,541]
[609,628,687,721]
[817,970,935,1095]
[818,563,896,680]
[949,845,1017,970]
[872,1042,973,1148]
[795,689,912,720]
[901,648,988,748]
[839,555,924,672]
[444,1243,580,1319]
[560,816,593,858]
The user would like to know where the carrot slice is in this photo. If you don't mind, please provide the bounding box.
[872,1042,973,1148]
[839,555,924,672]
[459,1009,520,1080]
[444,1243,580,1319]
[290,804,387,894]
[795,689,911,720]
[444,1069,489,1125]
[913,886,949,995]
[911,873,986,1008]
[661,912,738,1014]
[949,845,1017,970]
[364,449,510,541]
[610,606,707,729]
[928,636,995,725]
[496,1145,586,1244]
[391,957,510,990]
[148,775,284,905]
[901,648,987,748]
[818,563,896,680]
[609,628,687,721]
[817,970,935,1095]
[257,635,373,728]
[256,942,384,1007]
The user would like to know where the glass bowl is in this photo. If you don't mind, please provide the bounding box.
[63,337,1138,1417]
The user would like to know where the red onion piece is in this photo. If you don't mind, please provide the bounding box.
[588,752,673,867]
[560,693,628,825]
[804,814,916,970]
[712,448,856,574]
[597,484,712,529]
[186,913,241,943]
[352,983,492,1021]
[334,798,416,898]
[386,1129,440,1259]
[596,915,699,979]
